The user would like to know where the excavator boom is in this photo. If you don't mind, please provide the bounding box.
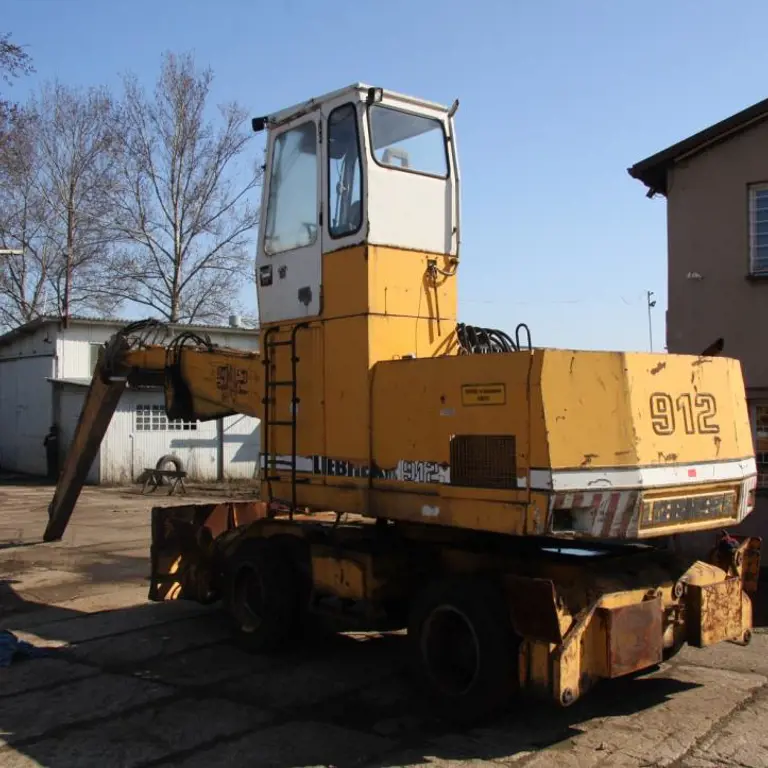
[44,320,262,542]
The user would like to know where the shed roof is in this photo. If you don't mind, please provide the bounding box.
[628,95,768,196]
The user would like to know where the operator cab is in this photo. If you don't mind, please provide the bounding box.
[252,84,460,325]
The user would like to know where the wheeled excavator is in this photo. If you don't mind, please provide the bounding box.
[44,83,762,722]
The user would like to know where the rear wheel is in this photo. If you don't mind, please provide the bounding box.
[408,577,519,724]
[223,537,303,653]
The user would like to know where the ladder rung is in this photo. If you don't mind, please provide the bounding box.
[266,474,311,482]
[269,420,294,427]
[267,460,294,467]
[268,381,293,387]
[266,340,293,348]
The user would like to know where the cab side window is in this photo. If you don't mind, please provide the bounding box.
[328,103,362,238]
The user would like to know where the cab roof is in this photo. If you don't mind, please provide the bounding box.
[258,83,452,128]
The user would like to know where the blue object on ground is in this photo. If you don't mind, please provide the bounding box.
[0,630,51,667]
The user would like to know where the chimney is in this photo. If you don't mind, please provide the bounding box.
[229,314,242,328]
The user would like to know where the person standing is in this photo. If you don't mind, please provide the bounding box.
[43,424,60,482]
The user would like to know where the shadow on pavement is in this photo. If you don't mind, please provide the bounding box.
[0,577,708,768]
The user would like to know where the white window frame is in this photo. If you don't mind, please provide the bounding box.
[750,401,768,489]
[748,182,768,275]
[135,404,198,432]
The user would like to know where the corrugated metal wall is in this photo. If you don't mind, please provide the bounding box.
[59,387,100,483]
[57,326,114,379]
[0,356,55,475]
[99,389,260,484]
[221,414,261,480]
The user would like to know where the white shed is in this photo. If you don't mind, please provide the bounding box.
[0,316,261,485]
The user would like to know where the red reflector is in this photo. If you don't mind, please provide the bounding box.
[688,469,697,478]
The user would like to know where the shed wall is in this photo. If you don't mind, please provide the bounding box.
[58,386,100,484]
[0,356,55,475]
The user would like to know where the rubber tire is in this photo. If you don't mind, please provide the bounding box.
[222,537,301,654]
[155,454,184,486]
[407,576,518,724]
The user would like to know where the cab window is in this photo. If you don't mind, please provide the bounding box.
[368,105,448,178]
[263,120,318,255]
[328,103,363,238]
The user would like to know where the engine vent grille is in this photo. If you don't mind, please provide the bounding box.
[450,435,517,490]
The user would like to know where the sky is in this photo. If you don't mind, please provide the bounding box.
[3,0,767,352]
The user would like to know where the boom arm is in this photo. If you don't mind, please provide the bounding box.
[44,320,262,542]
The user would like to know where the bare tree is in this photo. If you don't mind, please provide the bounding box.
[0,107,55,328]
[0,32,33,87]
[112,51,261,323]
[0,32,34,147]
[0,81,125,330]
[31,81,125,323]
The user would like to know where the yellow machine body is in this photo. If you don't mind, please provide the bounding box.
[109,241,757,543]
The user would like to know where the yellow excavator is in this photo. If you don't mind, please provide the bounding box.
[45,83,761,723]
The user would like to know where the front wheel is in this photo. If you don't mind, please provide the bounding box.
[407,577,519,724]
[222,537,302,654]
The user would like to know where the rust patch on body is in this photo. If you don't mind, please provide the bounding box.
[686,578,743,647]
[581,453,597,467]
[650,361,666,375]
[598,596,663,678]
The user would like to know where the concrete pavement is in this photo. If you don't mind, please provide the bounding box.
[0,479,766,767]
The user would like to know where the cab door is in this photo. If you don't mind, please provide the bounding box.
[256,115,322,324]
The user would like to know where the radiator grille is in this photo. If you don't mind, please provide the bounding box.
[450,435,517,489]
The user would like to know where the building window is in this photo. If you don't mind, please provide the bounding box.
[754,404,768,488]
[135,404,198,432]
[748,183,768,275]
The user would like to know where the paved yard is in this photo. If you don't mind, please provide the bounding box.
[0,478,767,767]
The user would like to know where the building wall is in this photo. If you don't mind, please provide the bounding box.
[99,389,260,484]
[0,319,260,481]
[0,325,56,362]
[664,121,768,557]
[666,119,768,388]
[221,414,260,481]
[58,386,100,484]
[0,356,55,475]
[56,325,115,379]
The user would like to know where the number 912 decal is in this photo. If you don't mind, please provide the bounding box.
[649,392,720,436]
